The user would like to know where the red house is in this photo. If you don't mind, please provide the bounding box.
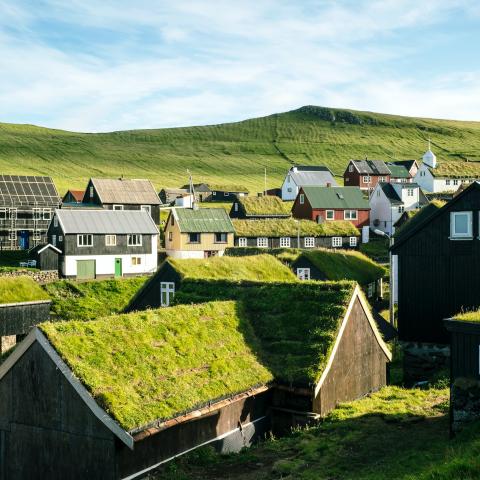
[344,159,391,191]
[292,186,370,228]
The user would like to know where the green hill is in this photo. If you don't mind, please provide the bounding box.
[2,105,480,195]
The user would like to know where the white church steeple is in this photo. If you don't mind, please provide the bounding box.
[422,139,437,168]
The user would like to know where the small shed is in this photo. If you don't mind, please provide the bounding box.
[229,196,291,219]
[444,313,480,434]
[0,283,390,479]
[29,243,61,271]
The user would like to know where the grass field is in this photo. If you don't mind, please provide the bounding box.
[2,105,480,195]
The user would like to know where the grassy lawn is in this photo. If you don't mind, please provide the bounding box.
[152,385,480,480]
[359,237,390,263]
[2,106,480,194]
[0,276,50,304]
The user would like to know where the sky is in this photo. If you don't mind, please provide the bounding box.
[1,0,480,132]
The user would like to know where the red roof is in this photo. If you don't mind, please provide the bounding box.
[65,190,85,202]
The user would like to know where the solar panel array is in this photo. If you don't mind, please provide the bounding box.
[0,175,60,207]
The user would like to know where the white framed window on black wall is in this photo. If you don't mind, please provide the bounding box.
[128,234,142,246]
[77,234,93,247]
[332,237,342,247]
[257,237,268,248]
[238,237,247,247]
[279,237,291,248]
[450,211,472,239]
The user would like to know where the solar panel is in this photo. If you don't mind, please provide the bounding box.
[0,175,60,207]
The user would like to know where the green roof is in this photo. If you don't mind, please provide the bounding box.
[233,218,359,237]
[169,254,297,282]
[386,164,410,178]
[453,310,480,323]
[173,207,234,233]
[429,162,480,178]
[302,186,370,210]
[0,276,50,305]
[40,281,356,431]
[237,196,291,216]
[279,249,386,285]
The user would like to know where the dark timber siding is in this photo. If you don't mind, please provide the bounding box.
[445,320,480,379]
[34,248,59,271]
[313,296,388,415]
[394,186,480,343]
[0,301,50,337]
[234,236,359,249]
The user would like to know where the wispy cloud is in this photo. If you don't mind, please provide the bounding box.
[0,0,479,131]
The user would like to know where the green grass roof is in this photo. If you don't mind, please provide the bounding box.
[0,276,50,305]
[173,207,235,233]
[430,162,480,178]
[208,184,249,193]
[281,249,386,285]
[233,218,359,237]
[386,164,410,178]
[170,254,297,282]
[302,186,370,209]
[40,281,355,431]
[453,310,480,323]
[237,196,291,216]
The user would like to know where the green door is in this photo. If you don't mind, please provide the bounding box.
[77,260,95,280]
[115,258,122,277]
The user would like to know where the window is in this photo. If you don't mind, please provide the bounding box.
[214,232,227,243]
[171,214,174,226]
[188,233,200,243]
[54,215,58,228]
[141,205,151,215]
[332,237,342,248]
[446,179,451,186]
[280,237,291,248]
[304,237,315,248]
[344,210,358,220]
[450,211,472,239]
[160,282,175,307]
[33,231,41,241]
[113,204,124,211]
[287,175,291,183]
[326,210,334,220]
[77,234,93,247]
[9,230,17,240]
[238,237,247,247]
[257,237,268,248]
[398,206,405,213]
[348,165,353,172]
[43,208,51,220]
[131,257,142,266]
[379,176,385,182]
[299,194,305,205]
[234,203,239,212]
[225,192,230,197]
[52,235,56,246]
[33,208,41,220]
[128,234,142,246]
[297,268,311,280]
[89,186,94,198]
[9,208,17,220]
[349,237,357,247]
[287,187,292,193]
[363,176,371,183]
[105,234,117,246]
[212,191,217,196]
[0,208,5,220]
[377,190,380,197]
[407,188,414,197]
[168,231,173,241]
[58,235,63,242]
[453,179,459,186]
[367,283,374,298]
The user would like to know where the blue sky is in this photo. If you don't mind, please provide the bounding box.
[1,1,480,132]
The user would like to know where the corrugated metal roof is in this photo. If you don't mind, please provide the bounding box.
[92,178,160,205]
[55,209,159,234]
[302,186,370,209]
[351,160,391,175]
[174,208,235,233]
[289,166,338,187]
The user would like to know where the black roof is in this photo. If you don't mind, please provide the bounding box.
[379,183,402,204]
[0,175,60,207]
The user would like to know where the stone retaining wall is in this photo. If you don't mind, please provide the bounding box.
[0,269,58,284]
[451,377,480,434]
[402,342,450,385]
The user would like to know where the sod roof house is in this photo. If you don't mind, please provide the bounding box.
[343,159,392,191]
[0,276,50,355]
[164,207,235,259]
[182,183,249,202]
[0,283,390,478]
[292,186,370,229]
[229,195,291,219]
[159,188,189,206]
[281,165,338,201]
[232,217,360,250]
[391,182,480,344]
[48,209,159,280]
[83,178,161,224]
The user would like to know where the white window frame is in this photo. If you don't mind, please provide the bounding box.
[89,186,94,198]
[238,237,247,247]
[332,237,342,248]
[450,211,472,239]
[105,234,117,246]
[348,165,353,173]
[128,234,142,246]
[113,204,124,211]
[43,208,51,220]
[297,268,311,281]
[279,237,291,248]
[234,203,239,212]
[131,256,142,266]
[326,210,334,220]
[407,188,414,197]
[160,282,175,307]
[33,230,41,241]
[349,237,357,247]
[9,230,17,241]
[140,205,151,215]
[367,283,374,298]
[33,208,41,220]
[304,237,315,248]
[58,235,63,242]
[344,210,358,220]
[0,208,6,220]
[299,194,305,205]
[54,215,58,228]
[363,176,371,183]
[77,234,93,247]
[52,235,56,246]
[257,237,268,248]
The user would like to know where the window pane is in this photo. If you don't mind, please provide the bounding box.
[455,214,469,234]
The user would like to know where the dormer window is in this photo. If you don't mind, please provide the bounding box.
[299,194,305,205]
[450,211,472,239]
[349,165,353,173]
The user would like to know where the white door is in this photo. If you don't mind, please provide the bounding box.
[160,282,175,306]
[296,268,311,281]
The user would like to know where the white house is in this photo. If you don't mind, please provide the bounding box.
[369,182,427,235]
[47,209,159,280]
[281,166,338,201]
[415,144,480,193]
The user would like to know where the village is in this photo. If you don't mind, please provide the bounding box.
[1,142,480,479]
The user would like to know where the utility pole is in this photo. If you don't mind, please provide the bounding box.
[264,167,267,196]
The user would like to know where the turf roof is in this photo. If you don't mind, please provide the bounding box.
[429,162,480,178]
[236,196,291,216]
[232,218,359,237]
[453,310,480,323]
[208,184,249,193]
[0,276,50,305]
[40,281,356,432]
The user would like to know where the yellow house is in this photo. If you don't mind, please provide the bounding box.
[165,207,235,258]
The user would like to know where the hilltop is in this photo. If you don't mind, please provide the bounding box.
[2,105,480,194]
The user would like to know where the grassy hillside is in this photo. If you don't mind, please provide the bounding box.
[2,106,480,194]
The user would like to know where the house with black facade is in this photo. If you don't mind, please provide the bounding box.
[0,175,60,250]
[48,209,159,280]
[83,178,161,224]
[229,195,291,219]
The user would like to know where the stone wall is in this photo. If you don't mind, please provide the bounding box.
[402,342,450,386]
[451,377,480,434]
[0,335,16,355]
[0,269,58,284]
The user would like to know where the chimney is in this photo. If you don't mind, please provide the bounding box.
[326,182,331,188]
